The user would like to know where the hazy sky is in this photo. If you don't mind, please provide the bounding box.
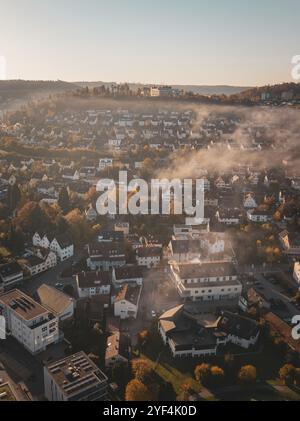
[1,0,300,86]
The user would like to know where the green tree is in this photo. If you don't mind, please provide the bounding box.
[8,183,21,212]
[58,187,70,214]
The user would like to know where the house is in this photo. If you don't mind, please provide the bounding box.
[32,232,74,261]
[61,168,80,181]
[159,307,220,358]
[135,161,143,169]
[87,241,126,271]
[36,284,75,322]
[32,231,52,249]
[136,246,161,268]
[293,262,300,286]
[216,209,242,225]
[112,265,144,286]
[214,177,226,189]
[0,289,59,354]
[279,231,300,256]
[169,261,242,303]
[68,181,90,198]
[0,262,23,291]
[173,223,210,237]
[79,167,96,178]
[99,158,113,171]
[98,231,124,243]
[105,331,130,369]
[168,232,225,263]
[114,222,129,236]
[243,195,257,209]
[36,181,56,196]
[247,208,273,223]
[114,284,142,320]
[76,271,112,301]
[85,205,98,222]
[22,250,57,277]
[216,311,260,349]
[44,352,108,401]
[50,234,74,261]
[158,305,260,358]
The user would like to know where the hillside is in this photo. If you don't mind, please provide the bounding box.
[0,80,76,104]
[74,81,250,96]
[230,82,300,101]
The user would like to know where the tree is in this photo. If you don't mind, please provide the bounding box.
[295,368,300,387]
[58,187,70,214]
[63,284,75,297]
[132,359,153,382]
[279,364,296,386]
[137,330,150,348]
[238,365,257,385]
[112,361,129,386]
[224,353,235,372]
[125,379,152,401]
[210,366,225,387]
[64,208,92,245]
[8,183,21,212]
[7,224,25,253]
[194,363,211,386]
[15,201,50,234]
[176,380,196,401]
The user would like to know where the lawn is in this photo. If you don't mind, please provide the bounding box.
[140,352,202,396]
[136,331,202,397]
[0,384,16,401]
[0,247,11,258]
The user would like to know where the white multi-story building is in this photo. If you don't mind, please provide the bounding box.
[32,233,74,262]
[169,261,242,303]
[87,242,126,271]
[114,284,142,320]
[0,289,60,354]
[136,247,161,268]
[76,271,112,299]
[44,352,108,401]
[150,87,160,97]
[50,235,74,261]
[22,251,57,277]
[112,265,144,287]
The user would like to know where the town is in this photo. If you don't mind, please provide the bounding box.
[0,89,299,403]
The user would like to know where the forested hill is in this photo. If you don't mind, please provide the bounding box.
[0,80,77,102]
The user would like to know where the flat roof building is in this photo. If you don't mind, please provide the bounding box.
[44,351,108,401]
